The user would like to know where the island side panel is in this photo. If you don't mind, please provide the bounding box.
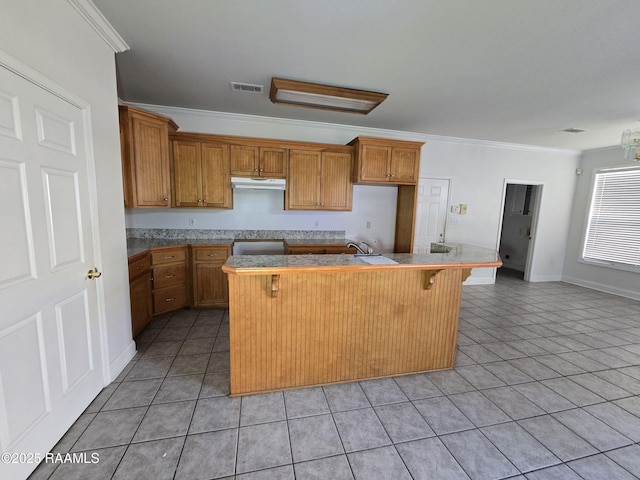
[228,268,464,395]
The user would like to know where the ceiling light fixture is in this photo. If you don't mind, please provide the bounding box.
[621,128,640,162]
[269,77,388,114]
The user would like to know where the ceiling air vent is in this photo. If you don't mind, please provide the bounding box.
[230,82,264,94]
[562,128,586,133]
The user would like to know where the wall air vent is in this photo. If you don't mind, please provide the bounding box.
[230,82,264,94]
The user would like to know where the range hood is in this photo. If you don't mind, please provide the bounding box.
[231,177,286,190]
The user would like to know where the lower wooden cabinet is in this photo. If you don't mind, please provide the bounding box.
[151,246,188,315]
[128,252,152,337]
[192,245,232,307]
[286,245,357,254]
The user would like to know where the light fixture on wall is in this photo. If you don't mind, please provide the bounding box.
[269,77,388,114]
[621,128,640,162]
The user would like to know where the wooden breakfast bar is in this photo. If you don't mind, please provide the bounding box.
[222,244,502,396]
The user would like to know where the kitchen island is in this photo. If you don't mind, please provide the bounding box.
[222,244,501,395]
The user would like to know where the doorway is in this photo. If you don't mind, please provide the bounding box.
[497,181,542,281]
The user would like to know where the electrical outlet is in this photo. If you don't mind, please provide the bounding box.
[314,220,319,228]
[366,221,371,229]
[188,217,196,227]
[451,205,460,214]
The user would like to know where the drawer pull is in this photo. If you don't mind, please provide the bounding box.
[207,254,218,257]
[136,265,144,269]
[164,274,175,278]
[165,297,175,302]
[164,255,175,259]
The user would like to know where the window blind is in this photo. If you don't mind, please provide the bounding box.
[583,167,640,269]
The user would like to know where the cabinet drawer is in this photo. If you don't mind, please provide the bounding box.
[324,246,357,254]
[151,247,186,265]
[153,263,187,289]
[128,254,150,280]
[153,285,187,314]
[194,246,231,262]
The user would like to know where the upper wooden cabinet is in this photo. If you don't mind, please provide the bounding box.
[286,148,353,211]
[119,106,178,207]
[171,137,232,209]
[230,145,287,178]
[349,136,423,185]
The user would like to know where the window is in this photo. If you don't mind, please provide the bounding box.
[582,167,640,270]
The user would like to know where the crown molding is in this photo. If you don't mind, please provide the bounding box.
[126,101,581,156]
[67,0,129,53]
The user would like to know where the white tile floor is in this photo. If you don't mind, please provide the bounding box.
[29,270,640,479]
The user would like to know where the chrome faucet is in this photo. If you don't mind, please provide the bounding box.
[346,241,373,255]
[346,242,367,254]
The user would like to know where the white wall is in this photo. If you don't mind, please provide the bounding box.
[421,138,581,283]
[128,103,581,284]
[1,0,134,379]
[562,147,640,300]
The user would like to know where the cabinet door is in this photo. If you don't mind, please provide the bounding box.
[358,144,392,183]
[130,272,152,338]
[390,147,419,184]
[193,263,229,307]
[201,142,232,208]
[230,145,259,176]
[131,115,171,206]
[172,140,201,207]
[259,147,287,178]
[320,152,353,210]
[192,246,231,307]
[286,150,322,209]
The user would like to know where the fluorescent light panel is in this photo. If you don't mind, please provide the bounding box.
[270,77,387,114]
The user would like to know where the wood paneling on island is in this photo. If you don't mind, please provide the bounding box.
[223,245,501,395]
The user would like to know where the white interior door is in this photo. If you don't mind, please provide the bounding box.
[413,178,450,253]
[0,65,104,479]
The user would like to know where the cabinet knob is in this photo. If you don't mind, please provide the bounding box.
[163,197,168,202]
[202,199,207,203]
[165,297,175,302]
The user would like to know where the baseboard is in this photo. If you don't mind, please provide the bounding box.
[464,277,496,285]
[108,340,137,383]
[561,275,640,301]
[527,274,562,282]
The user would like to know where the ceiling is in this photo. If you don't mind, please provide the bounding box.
[93,0,640,151]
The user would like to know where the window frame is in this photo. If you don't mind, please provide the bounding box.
[580,165,640,273]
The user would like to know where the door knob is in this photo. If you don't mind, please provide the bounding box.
[87,268,102,280]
